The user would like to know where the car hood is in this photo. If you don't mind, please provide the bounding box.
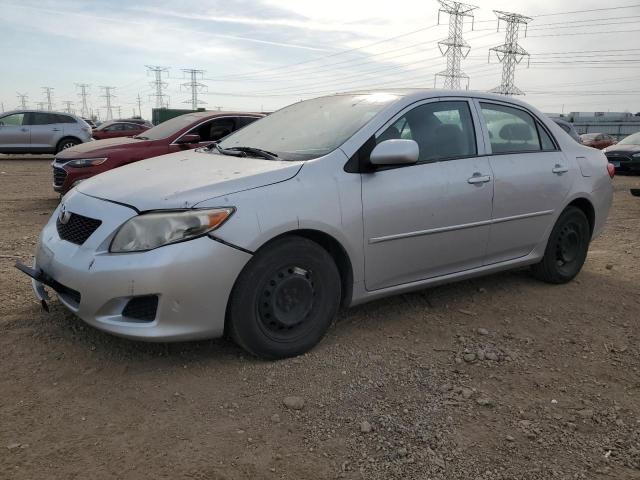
[76,149,303,211]
[56,137,145,158]
[604,143,640,154]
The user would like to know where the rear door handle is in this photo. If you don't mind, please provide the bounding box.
[552,164,569,174]
[467,173,491,184]
[21,128,28,132]
[52,128,61,132]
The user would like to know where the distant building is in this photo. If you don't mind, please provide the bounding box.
[549,111,640,140]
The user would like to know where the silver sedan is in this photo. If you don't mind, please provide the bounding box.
[18,90,613,358]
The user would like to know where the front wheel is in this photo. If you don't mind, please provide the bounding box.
[227,236,341,359]
[531,206,590,284]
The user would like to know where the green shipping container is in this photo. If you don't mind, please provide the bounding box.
[152,108,206,125]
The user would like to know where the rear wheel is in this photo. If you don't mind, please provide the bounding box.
[55,137,80,153]
[531,206,590,284]
[227,236,341,359]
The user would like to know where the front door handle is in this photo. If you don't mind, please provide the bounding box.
[552,164,569,174]
[52,128,61,132]
[467,173,492,184]
[21,128,28,132]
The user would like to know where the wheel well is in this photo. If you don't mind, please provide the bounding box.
[56,136,81,148]
[567,198,595,235]
[272,229,354,307]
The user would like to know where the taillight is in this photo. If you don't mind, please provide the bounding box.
[607,162,615,179]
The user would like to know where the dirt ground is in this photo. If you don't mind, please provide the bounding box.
[1,158,639,480]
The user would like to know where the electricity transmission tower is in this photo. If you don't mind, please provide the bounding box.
[136,93,143,118]
[181,69,207,110]
[435,0,478,90]
[76,84,91,118]
[100,86,116,120]
[116,106,122,118]
[36,102,47,111]
[16,92,28,109]
[42,87,54,111]
[146,65,170,109]
[62,101,74,113]
[488,10,532,95]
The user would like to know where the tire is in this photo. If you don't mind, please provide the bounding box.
[55,137,80,153]
[227,236,341,359]
[531,206,590,284]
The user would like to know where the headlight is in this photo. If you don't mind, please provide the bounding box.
[66,157,107,168]
[632,152,640,158]
[110,208,234,253]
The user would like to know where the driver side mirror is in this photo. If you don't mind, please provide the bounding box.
[370,139,419,167]
[175,134,201,145]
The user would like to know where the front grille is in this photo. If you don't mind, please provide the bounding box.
[122,295,158,322]
[56,213,102,245]
[53,167,67,187]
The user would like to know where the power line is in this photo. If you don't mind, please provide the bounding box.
[528,27,640,38]
[530,4,640,17]
[99,86,116,120]
[181,69,207,110]
[16,92,28,109]
[76,84,90,118]
[527,14,640,30]
[42,87,54,111]
[434,0,478,89]
[208,24,444,82]
[62,100,74,114]
[488,10,532,96]
[146,65,170,108]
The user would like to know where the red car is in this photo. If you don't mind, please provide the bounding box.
[53,111,264,194]
[580,133,617,150]
[91,120,152,140]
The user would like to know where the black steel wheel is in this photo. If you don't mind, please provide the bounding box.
[227,236,341,359]
[531,206,590,284]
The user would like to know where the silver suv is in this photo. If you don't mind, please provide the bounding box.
[0,110,92,154]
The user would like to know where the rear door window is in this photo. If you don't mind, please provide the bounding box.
[377,101,477,163]
[480,103,555,154]
[26,112,56,125]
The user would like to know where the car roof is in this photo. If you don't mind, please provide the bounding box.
[325,88,534,107]
[0,109,79,116]
[185,110,264,119]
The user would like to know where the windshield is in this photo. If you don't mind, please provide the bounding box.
[218,93,399,160]
[619,132,640,145]
[141,114,208,141]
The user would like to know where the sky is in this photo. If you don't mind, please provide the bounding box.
[0,0,639,120]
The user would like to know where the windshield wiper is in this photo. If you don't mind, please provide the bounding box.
[226,146,279,160]
[209,142,247,157]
